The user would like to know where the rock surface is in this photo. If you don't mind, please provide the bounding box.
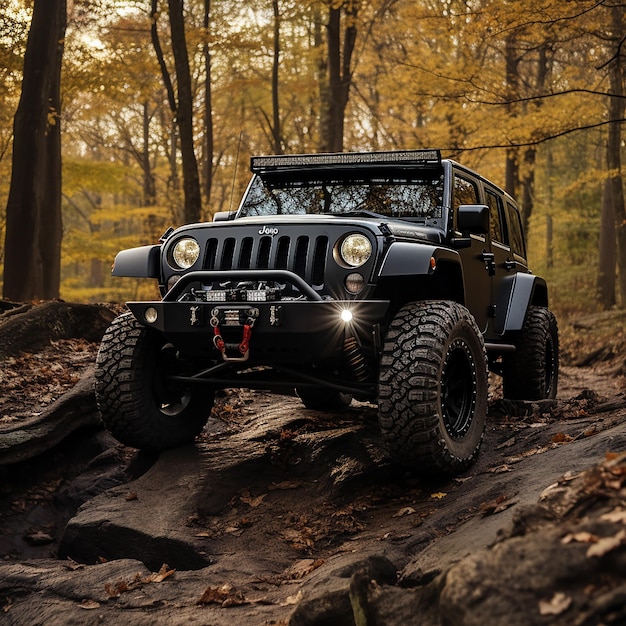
[2,304,626,625]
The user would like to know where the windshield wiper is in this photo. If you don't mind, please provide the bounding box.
[332,209,387,219]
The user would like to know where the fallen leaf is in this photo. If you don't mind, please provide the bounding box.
[496,436,516,449]
[64,557,84,571]
[281,528,314,548]
[480,494,514,517]
[561,531,598,545]
[197,584,247,607]
[281,590,303,606]
[104,581,126,599]
[586,530,626,558]
[539,592,571,616]
[282,558,325,579]
[551,432,573,444]
[240,491,267,508]
[601,509,626,524]
[148,564,175,583]
[430,492,447,500]
[269,480,303,490]
[78,600,100,610]
[392,506,416,518]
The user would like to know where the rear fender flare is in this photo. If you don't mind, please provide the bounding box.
[495,273,548,333]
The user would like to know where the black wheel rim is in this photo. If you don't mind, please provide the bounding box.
[441,338,476,439]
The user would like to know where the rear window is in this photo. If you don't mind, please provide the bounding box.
[485,188,508,245]
[506,202,526,258]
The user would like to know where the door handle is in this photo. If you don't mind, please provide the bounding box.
[481,251,496,276]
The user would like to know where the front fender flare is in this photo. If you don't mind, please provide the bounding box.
[112,245,161,278]
[378,242,461,276]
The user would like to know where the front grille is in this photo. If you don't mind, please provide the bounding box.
[203,234,329,287]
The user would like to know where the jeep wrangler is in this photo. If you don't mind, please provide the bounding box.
[95,149,558,476]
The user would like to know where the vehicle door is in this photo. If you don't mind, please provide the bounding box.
[452,170,492,333]
[483,186,515,331]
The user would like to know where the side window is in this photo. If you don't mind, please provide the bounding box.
[485,188,507,245]
[453,175,478,210]
[506,201,526,258]
[453,174,478,231]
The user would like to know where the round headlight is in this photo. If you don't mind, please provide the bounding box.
[172,237,200,269]
[339,234,372,268]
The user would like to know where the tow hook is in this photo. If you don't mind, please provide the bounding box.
[210,307,259,362]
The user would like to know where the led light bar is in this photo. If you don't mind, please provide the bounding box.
[201,290,228,302]
[180,288,281,303]
[243,289,280,302]
[251,149,442,172]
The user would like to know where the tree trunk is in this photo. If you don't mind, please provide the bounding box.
[39,7,65,301]
[142,101,157,206]
[504,32,519,199]
[545,147,554,270]
[607,4,626,307]
[315,5,328,152]
[520,44,550,234]
[168,0,202,224]
[597,177,616,308]
[202,0,214,204]
[3,0,66,301]
[321,1,358,153]
[521,147,535,234]
[546,214,553,269]
[271,0,282,154]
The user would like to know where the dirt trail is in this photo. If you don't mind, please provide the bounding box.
[2,304,626,625]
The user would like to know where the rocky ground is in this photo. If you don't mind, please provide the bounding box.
[1,302,626,625]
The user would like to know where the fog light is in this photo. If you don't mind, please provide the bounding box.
[345,272,364,294]
[145,307,158,324]
[340,309,353,323]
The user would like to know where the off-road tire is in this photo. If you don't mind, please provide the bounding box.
[502,306,559,401]
[378,300,488,476]
[95,312,214,451]
[296,387,353,410]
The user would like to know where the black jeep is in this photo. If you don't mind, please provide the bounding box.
[95,149,558,476]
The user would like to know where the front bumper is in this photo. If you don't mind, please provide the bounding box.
[127,298,390,363]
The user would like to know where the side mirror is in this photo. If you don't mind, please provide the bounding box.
[458,204,489,235]
[212,210,236,222]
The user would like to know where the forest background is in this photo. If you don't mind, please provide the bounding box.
[0,0,624,318]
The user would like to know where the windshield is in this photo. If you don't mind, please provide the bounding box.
[238,174,444,220]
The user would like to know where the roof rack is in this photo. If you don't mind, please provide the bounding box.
[250,149,442,172]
